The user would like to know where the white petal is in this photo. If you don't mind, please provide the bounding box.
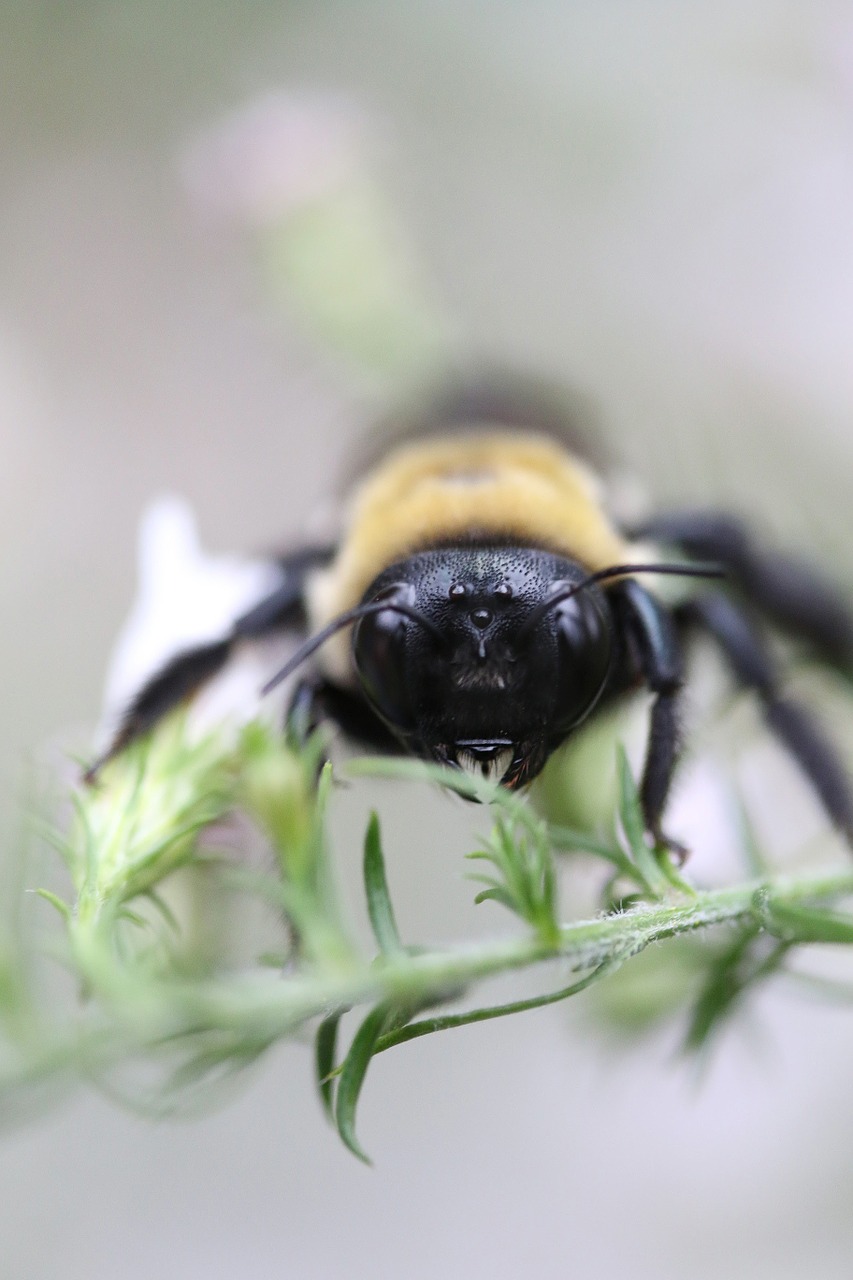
[100,495,286,735]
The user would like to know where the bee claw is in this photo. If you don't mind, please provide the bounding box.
[653,831,690,867]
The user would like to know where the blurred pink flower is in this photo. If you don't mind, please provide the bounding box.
[181,90,374,226]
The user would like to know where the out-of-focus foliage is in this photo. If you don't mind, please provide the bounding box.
[1,716,851,1162]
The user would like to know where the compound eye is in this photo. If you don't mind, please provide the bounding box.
[552,591,612,732]
[352,586,416,732]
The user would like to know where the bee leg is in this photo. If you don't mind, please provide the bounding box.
[84,553,332,780]
[631,511,853,670]
[284,677,325,747]
[285,677,406,755]
[685,592,853,846]
[613,579,688,859]
[83,639,234,781]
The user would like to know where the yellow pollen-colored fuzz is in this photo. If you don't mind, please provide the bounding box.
[308,432,630,667]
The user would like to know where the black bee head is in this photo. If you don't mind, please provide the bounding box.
[352,547,615,788]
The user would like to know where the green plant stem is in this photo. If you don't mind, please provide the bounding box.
[54,867,853,1058]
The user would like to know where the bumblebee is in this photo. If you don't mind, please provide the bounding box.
[87,383,853,855]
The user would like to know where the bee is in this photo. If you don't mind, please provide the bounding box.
[86,382,853,856]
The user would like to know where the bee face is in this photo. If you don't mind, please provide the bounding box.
[352,546,615,786]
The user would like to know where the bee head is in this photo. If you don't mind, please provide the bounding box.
[352,548,614,787]
[262,549,719,792]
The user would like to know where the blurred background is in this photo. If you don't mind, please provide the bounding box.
[3,2,853,1276]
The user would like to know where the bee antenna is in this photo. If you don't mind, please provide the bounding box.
[261,596,443,696]
[519,561,725,639]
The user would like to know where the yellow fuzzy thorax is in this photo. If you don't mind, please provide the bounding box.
[307,432,629,670]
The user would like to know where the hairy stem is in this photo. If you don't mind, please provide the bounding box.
[62,866,853,1051]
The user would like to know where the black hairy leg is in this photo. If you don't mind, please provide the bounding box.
[84,546,334,780]
[83,638,233,781]
[632,510,853,670]
[285,676,405,755]
[611,578,687,858]
[684,591,853,846]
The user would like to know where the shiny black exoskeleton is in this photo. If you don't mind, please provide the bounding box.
[353,547,614,788]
